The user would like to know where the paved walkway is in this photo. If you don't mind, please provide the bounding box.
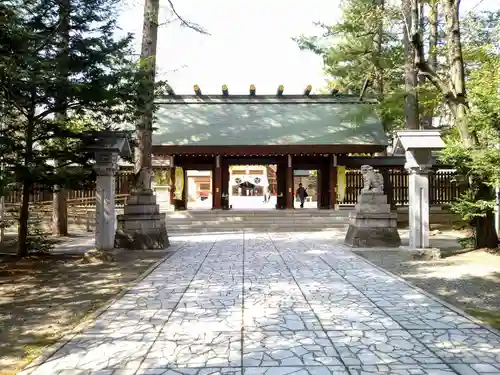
[26,233,500,375]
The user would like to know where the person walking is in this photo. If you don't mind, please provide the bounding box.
[296,183,307,208]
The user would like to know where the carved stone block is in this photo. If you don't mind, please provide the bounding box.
[115,191,169,250]
[344,166,401,248]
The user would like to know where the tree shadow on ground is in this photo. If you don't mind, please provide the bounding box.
[7,233,500,374]
[355,249,500,329]
[0,246,173,375]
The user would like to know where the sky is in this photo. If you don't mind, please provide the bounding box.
[116,0,496,95]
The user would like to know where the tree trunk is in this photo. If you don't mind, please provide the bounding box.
[474,184,499,248]
[403,0,420,129]
[17,182,31,257]
[418,1,425,86]
[52,187,67,235]
[443,0,475,146]
[410,1,498,249]
[18,117,35,257]
[372,0,385,99]
[52,0,70,236]
[428,1,438,71]
[421,0,439,128]
[134,0,159,190]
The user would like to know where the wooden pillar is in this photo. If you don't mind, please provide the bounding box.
[212,155,222,209]
[285,154,293,209]
[330,154,338,209]
[316,165,322,209]
[181,168,188,210]
[275,161,286,209]
[318,157,330,209]
[221,159,230,209]
[169,156,175,206]
[172,164,187,210]
[382,168,394,210]
[169,166,175,205]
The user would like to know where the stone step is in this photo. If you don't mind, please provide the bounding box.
[162,209,351,235]
[167,222,348,230]
[167,221,348,228]
[165,211,349,216]
[165,217,350,224]
[167,225,348,234]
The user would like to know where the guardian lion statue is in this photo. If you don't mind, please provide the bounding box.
[360,165,384,194]
[132,167,153,192]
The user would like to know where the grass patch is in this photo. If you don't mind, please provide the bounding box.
[466,307,500,330]
[440,247,475,258]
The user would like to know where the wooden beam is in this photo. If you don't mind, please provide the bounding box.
[286,155,293,209]
[212,155,222,209]
[330,155,337,209]
[337,155,446,168]
[153,144,386,156]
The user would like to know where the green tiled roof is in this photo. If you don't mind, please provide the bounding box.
[153,96,388,147]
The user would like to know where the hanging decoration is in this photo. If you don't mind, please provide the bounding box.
[337,166,346,202]
[174,167,184,200]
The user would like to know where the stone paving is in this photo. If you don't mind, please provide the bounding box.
[25,232,500,375]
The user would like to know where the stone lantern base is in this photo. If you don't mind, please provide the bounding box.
[115,190,169,249]
[344,191,401,248]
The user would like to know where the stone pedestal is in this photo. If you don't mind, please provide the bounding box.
[94,152,119,251]
[115,190,169,249]
[408,167,430,248]
[153,185,171,211]
[344,191,401,248]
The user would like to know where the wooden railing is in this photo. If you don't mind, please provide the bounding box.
[2,194,129,233]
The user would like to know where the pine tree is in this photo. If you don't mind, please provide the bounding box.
[0,0,147,256]
[295,0,406,131]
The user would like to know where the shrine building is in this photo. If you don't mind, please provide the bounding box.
[151,87,388,210]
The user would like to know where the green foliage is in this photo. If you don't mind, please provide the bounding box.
[24,219,58,254]
[154,170,171,186]
[447,190,494,222]
[294,0,409,132]
[301,1,498,247]
[0,0,168,255]
[457,235,475,250]
[438,10,500,247]
[1,0,131,186]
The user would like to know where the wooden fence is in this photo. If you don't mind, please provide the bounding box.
[340,169,462,205]
[3,168,461,207]
[3,172,133,205]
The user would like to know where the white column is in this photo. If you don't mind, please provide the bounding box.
[407,167,430,248]
[93,152,119,250]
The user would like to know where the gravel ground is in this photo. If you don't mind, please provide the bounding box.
[354,227,500,331]
[355,249,500,311]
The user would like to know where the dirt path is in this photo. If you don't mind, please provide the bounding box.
[0,238,175,375]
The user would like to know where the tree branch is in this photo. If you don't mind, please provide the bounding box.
[411,32,456,102]
[166,0,210,35]
[0,82,29,118]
